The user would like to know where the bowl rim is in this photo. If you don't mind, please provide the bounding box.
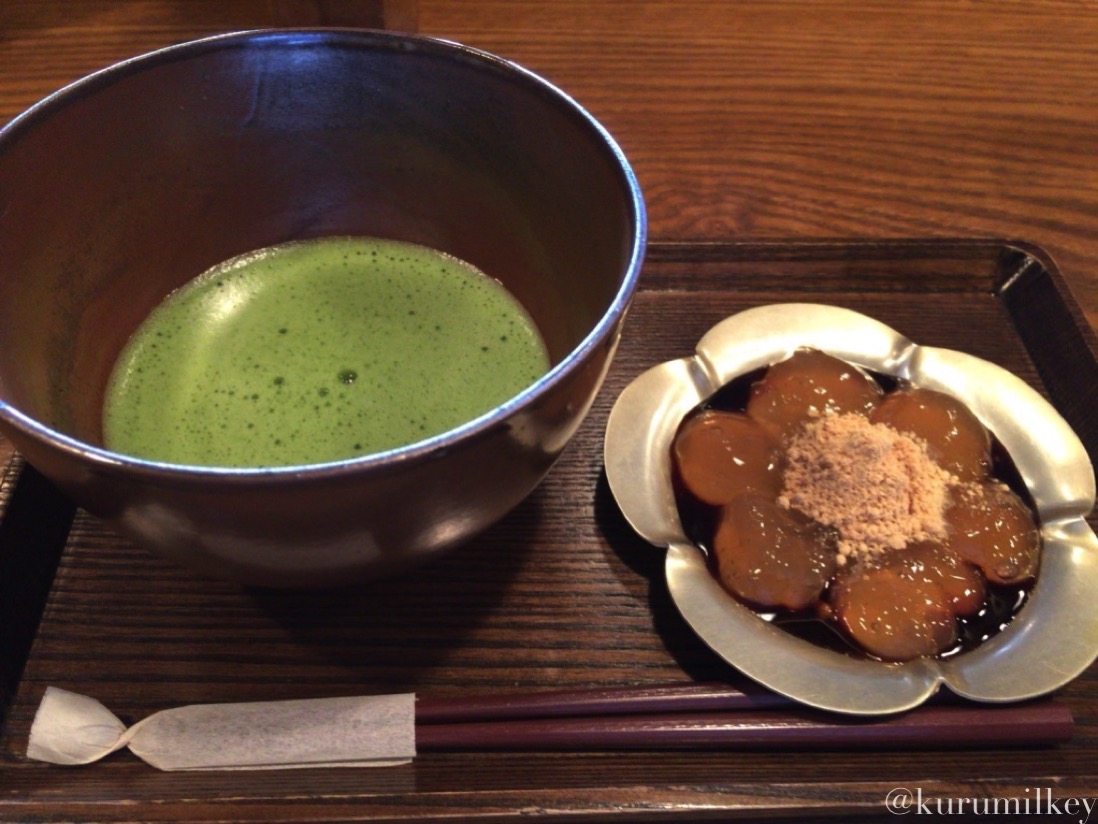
[0,28,647,482]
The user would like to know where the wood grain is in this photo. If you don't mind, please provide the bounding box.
[1,242,1095,821]
[1,1,1095,324]
[418,1,1098,333]
[2,1,1098,820]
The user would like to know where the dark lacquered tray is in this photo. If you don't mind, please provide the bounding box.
[1,240,1095,822]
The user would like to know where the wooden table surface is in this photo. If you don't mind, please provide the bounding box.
[2,0,1097,332]
[2,2,1097,821]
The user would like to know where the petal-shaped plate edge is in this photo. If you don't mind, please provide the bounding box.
[604,302,1098,716]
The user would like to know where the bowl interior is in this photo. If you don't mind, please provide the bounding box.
[0,31,639,450]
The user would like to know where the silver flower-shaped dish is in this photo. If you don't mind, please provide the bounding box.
[604,303,1098,715]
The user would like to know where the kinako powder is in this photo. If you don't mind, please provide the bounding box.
[777,412,956,566]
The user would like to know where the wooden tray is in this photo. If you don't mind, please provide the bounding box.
[1,240,1096,822]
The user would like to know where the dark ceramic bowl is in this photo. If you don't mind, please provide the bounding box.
[0,30,646,587]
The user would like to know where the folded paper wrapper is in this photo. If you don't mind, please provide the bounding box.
[26,687,416,770]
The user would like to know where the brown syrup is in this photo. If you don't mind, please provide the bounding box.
[671,362,1035,662]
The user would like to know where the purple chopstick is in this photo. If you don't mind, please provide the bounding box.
[415,680,790,724]
[412,683,1073,751]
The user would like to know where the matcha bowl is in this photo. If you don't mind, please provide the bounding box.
[0,30,646,586]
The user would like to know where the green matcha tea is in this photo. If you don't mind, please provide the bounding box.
[103,237,550,467]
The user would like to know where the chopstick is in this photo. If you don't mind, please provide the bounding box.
[415,680,791,723]
[413,682,1073,751]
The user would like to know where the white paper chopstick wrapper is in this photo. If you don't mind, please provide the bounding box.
[26,687,416,770]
